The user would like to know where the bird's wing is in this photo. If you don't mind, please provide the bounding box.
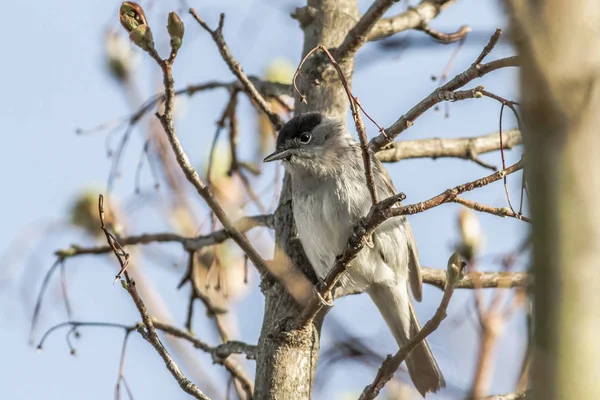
[373,155,423,302]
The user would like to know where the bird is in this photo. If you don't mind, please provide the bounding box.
[263,111,445,396]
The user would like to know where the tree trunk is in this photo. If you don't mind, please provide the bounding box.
[253,1,358,398]
[510,1,600,399]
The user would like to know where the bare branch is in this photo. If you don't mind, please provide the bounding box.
[368,0,459,42]
[97,192,210,399]
[453,197,531,222]
[152,320,255,398]
[115,329,135,400]
[359,252,464,399]
[421,267,530,290]
[189,9,285,130]
[109,78,290,131]
[479,391,530,400]
[125,283,210,399]
[335,0,399,62]
[376,129,522,167]
[213,341,258,361]
[36,321,134,351]
[55,214,274,259]
[371,30,519,151]
[419,24,471,44]
[390,160,523,217]
[29,258,64,344]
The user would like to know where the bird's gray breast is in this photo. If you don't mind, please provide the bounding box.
[291,174,371,282]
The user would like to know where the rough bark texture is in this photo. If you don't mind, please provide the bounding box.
[510,1,600,399]
[253,1,358,398]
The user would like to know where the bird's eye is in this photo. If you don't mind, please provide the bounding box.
[299,132,312,144]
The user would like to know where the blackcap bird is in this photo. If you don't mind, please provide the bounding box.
[264,112,445,396]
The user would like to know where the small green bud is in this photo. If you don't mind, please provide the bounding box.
[474,91,483,98]
[167,12,185,51]
[170,37,182,51]
[167,12,185,40]
[129,25,155,52]
[119,2,148,33]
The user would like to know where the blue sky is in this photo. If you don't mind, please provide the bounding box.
[1,1,527,399]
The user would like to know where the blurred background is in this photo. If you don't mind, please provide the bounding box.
[0,0,527,399]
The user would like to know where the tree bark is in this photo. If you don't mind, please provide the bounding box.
[253,1,358,398]
[510,1,600,399]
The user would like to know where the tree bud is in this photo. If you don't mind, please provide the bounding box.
[129,25,155,52]
[167,12,184,51]
[119,2,148,33]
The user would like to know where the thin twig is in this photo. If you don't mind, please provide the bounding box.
[36,321,132,351]
[189,9,284,130]
[358,253,465,399]
[126,282,211,399]
[29,258,64,344]
[368,0,459,42]
[115,329,137,400]
[55,213,274,260]
[371,30,518,151]
[420,266,530,291]
[335,0,399,62]
[152,320,255,398]
[453,197,531,222]
[420,24,471,44]
[99,193,210,400]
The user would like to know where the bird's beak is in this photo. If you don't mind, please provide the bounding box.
[263,149,293,163]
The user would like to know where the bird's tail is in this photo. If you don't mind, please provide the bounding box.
[368,283,445,397]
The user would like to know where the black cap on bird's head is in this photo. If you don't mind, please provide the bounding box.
[263,112,325,163]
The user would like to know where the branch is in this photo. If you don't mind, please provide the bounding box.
[478,391,530,400]
[36,321,134,352]
[335,0,399,62]
[421,267,530,290]
[453,197,531,222]
[298,160,523,325]
[376,129,522,167]
[124,78,290,127]
[152,320,255,398]
[370,30,519,151]
[419,24,471,44]
[213,341,258,361]
[368,0,459,42]
[189,9,285,130]
[358,252,464,399]
[389,160,523,217]
[98,192,211,399]
[55,214,274,259]
[127,282,210,397]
